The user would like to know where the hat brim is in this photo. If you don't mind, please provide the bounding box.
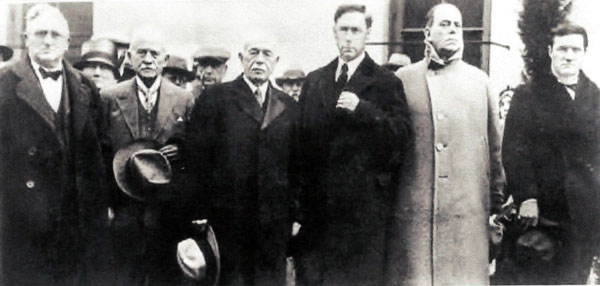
[75,59,120,79]
[275,77,305,87]
[113,139,162,202]
[0,46,13,61]
[178,223,220,285]
[163,67,195,81]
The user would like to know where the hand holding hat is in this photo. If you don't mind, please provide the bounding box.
[178,238,207,280]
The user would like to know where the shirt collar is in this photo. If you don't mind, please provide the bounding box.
[30,58,63,81]
[135,75,162,94]
[337,51,366,80]
[242,74,269,96]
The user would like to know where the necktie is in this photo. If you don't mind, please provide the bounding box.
[337,63,348,86]
[39,67,62,81]
[254,88,263,106]
[140,89,154,112]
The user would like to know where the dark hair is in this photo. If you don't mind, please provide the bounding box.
[550,22,588,49]
[425,3,459,27]
[334,4,372,29]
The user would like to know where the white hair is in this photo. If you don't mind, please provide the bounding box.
[25,3,70,36]
[129,26,167,53]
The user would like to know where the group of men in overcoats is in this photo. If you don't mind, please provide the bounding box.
[2,1,599,286]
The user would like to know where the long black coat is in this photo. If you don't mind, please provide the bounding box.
[0,58,110,285]
[502,72,600,284]
[294,54,411,285]
[185,75,299,285]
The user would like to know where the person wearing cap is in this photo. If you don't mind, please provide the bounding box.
[0,4,110,285]
[100,26,194,285]
[162,55,194,89]
[276,68,305,101]
[185,32,299,285]
[382,52,412,72]
[191,45,230,98]
[75,38,119,90]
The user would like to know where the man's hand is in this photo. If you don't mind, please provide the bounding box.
[519,199,539,228]
[177,238,206,280]
[159,144,179,161]
[336,91,360,112]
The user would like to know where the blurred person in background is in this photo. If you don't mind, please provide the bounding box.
[162,55,194,89]
[75,38,119,90]
[191,45,230,98]
[276,67,305,101]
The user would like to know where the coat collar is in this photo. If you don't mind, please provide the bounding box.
[13,56,90,137]
[319,53,377,106]
[230,75,287,128]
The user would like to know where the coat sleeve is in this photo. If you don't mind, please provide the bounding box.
[352,74,412,171]
[502,85,538,205]
[486,80,506,214]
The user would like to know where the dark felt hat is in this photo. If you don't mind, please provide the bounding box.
[163,55,194,81]
[112,140,172,202]
[275,69,306,86]
[0,45,13,62]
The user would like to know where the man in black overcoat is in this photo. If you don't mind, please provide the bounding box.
[184,33,299,285]
[0,4,110,285]
[293,4,411,286]
[502,23,600,284]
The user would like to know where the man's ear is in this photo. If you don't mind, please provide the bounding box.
[238,52,244,63]
[423,27,430,40]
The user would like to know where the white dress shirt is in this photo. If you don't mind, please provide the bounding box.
[243,75,269,106]
[31,59,63,113]
[136,76,161,112]
[335,51,366,82]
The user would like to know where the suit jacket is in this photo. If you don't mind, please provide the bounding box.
[0,57,109,285]
[502,72,600,283]
[99,77,194,285]
[185,75,299,285]
[294,54,411,285]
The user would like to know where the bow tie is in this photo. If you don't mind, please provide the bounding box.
[39,67,62,81]
[562,83,578,91]
[428,60,445,71]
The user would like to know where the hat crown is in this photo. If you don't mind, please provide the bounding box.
[128,150,172,187]
[193,46,230,62]
[166,55,189,71]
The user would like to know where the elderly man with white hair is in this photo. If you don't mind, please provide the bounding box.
[100,26,194,285]
[0,3,111,285]
[184,32,300,285]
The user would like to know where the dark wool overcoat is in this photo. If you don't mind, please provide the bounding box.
[0,58,110,285]
[185,75,299,286]
[502,72,600,284]
[294,54,411,286]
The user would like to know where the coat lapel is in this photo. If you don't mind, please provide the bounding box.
[232,75,264,123]
[319,59,339,108]
[261,85,286,130]
[344,54,377,97]
[64,61,91,138]
[13,58,57,132]
[153,80,177,141]
[115,79,140,139]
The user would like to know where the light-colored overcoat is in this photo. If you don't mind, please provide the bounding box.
[387,59,505,285]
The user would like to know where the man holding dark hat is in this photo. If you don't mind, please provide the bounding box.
[100,26,194,285]
[75,38,119,90]
[191,45,230,98]
[162,55,194,89]
[276,68,306,101]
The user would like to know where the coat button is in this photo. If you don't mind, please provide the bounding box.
[435,143,446,152]
[436,113,445,120]
[28,146,37,156]
[26,180,35,189]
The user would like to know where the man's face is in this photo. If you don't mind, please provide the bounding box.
[549,34,585,79]
[281,80,303,100]
[425,5,463,57]
[239,42,279,85]
[163,70,189,88]
[128,40,168,79]
[81,62,117,90]
[24,13,70,69]
[334,11,370,62]
[195,58,227,87]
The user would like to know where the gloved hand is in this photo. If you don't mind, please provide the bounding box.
[519,199,539,228]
